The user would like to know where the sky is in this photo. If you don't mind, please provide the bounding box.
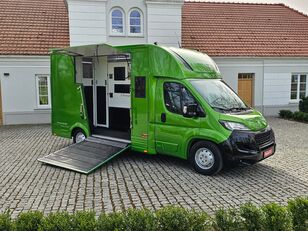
[187,0,308,15]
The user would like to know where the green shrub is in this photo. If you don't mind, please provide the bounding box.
[288,198,308,231]
[15,211,43,231]
[124,208,158,231]
[187,210,213,231]
[0,210,12,231]
[214,208,244,231]
[293,111,306,122]
[156,206,191,231]
[38,212,73,231]
[97,211,126,231]
[262,203,292,231]
[71,211,96,231]
[304,113,308,122]
[239,203,265,231]
[299,96,308,113]
[279,110,293,119]
[2,198,308,231]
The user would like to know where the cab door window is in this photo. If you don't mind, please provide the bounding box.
[164,82,202,115]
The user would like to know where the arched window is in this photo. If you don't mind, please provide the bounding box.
[111,8,124,35]
[129,9,142,35]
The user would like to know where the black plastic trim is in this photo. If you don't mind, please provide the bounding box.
[218,126,276,162]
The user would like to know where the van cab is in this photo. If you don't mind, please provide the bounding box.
[51,43,276,175]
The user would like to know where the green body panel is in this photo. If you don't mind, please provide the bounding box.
[51,43,268,161]
[51,54,90,138]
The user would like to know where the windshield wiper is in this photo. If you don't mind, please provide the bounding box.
[228,107,250,111]
[211,106,231,112]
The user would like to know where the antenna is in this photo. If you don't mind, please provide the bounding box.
[175,31,181,48]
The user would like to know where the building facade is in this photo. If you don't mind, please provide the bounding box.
[1,0,308,125]
[66,0,183,47]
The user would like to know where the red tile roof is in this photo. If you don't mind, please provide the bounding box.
[0,0,69,56]
[182,2,308,57]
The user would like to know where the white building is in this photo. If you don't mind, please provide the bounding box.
[0,0,183,125]
[67,0,183,47]
[0,0,69,125]
[183,2,308,116]
[1,0,307,125]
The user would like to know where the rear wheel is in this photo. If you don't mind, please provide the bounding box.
[73,129,86,143]
[189,141,223,175]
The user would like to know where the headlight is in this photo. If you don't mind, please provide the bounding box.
[220,120,250,131]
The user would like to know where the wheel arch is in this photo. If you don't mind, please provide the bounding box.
[186,137,218,159]
[70,123,90,138]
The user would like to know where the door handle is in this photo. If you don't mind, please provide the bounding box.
[161,113,166,123]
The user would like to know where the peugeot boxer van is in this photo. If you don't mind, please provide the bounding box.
[50,44,276,175]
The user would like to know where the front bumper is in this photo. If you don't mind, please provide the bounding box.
[219,126,276,162]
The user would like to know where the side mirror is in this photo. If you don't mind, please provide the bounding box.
[183,103,198,118]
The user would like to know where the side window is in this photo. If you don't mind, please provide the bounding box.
[82,58,93,79]
[135,76,146,98]
[164,82,199,115]
[164,83,182,114]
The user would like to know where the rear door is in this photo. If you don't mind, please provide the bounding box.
[154,79,201,159]
[51,54,90,138]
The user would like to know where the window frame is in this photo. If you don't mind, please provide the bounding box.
[110,7,125,36]
[35,74,51,109]
[163,81,203,116]
[290,73,307,103]
[128,8,143,37]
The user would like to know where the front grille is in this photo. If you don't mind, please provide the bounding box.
[255,130,271,146]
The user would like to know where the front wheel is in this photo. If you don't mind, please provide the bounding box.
[189,141,223,175]
[73,129,86,143]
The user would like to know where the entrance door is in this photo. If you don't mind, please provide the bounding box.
[0,81,2,125]
[81,58,94,127]
[94,57,108,127]
[238,73,254,107]
[81,57,108,128]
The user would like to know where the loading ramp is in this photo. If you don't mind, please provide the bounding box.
[38,137,130,174]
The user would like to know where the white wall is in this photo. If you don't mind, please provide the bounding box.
[213,57,308,116]
[213,58,264,108]
[66,0,183,47]
[263,59,308,115]
[146,1,183,47]
[67,0,108,46]
[0,56,51,125]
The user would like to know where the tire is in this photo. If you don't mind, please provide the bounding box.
[189,141,223,175]
[73,129,86,143]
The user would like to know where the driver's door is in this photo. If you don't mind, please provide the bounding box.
[154,79,202,159]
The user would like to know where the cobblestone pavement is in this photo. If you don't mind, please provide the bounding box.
[0,117,307,217]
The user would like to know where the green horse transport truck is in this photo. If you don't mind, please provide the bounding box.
[39,43,276,175]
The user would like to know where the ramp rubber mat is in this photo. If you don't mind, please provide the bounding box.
[38,137,130,174]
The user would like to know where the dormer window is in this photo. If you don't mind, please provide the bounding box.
[111,8,125,35]
[129,9,143,36]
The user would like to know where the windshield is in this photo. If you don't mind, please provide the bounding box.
[190,79,249,112]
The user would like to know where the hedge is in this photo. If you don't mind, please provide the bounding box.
[279,110,308,123]
[299,96,308,113]
[0,197,307,231]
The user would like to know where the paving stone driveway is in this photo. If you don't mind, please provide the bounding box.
[0,117,307,217]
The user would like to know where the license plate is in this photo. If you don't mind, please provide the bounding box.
[263,147,274,158]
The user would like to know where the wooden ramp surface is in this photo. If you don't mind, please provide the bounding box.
[38,137,130,174]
